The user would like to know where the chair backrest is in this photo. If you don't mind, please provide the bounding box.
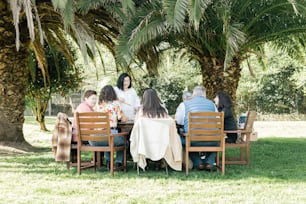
[76,112,111,146]
[187,112,224,145]
[243,111,257,132]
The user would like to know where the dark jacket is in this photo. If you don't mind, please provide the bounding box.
[218,107,237,131]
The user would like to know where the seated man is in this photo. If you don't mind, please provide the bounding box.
[176,85,218,171]
[175,91,192,135]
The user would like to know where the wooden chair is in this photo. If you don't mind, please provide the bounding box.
[76,112,128,176]
[130,118,182,175]
[66,145,103,170]
[183,112,225,176]
[225,111,257,165]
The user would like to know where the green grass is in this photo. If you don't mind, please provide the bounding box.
[0,119,306,203]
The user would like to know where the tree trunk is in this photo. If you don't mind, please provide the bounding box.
[199,57,225,100]
[199,56,242,111]
[223,56,242,105]
[0,3,30,143]
[34,94,49,131]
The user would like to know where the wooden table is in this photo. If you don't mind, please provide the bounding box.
[118,120,134,133]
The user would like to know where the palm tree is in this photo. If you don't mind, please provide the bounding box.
[0,0,128,143]
[116,0,306,102]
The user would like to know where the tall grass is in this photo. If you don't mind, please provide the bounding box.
[0,118,305,203]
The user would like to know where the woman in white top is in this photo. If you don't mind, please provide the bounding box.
[114,73,140,120]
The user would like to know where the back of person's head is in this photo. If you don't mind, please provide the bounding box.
[192,86,206,97]
[182,91,192,101]
[99,85,118,103]
[84,90,97,99]
[117,73,132,90]
[142,88,167,118]
[215,91,232,108]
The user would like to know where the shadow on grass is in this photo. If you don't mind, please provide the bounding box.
[1,138,305,181]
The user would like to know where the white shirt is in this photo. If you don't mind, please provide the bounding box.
[114,87,140,120]
[175,102,185,125]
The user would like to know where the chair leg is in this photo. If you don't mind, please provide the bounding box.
[137,163,140,175]
[246,144,250,166]
[222,151,225,175]
[124,139,127,172]
[163,159,168,176]
[92,152,96,172]
[110,150,114,176]
[185,149,189,176]
[66,161,70,170]
[240,147,244,161]
[77,149,81,175]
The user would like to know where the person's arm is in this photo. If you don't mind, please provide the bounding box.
[131,88,141,108]
[116,102,127,122]
[114,87,126,103]
[175,103,185,125]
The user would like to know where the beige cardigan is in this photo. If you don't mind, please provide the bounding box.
[130,117,182,171]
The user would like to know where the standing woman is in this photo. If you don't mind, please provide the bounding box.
[114,73,140,121]
[214,91,238,143]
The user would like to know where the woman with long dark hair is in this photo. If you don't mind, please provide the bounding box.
[137,88,168,119]
[214,91,238,143]
[135,88,169,170]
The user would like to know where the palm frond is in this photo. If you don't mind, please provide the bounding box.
[224,23,246,70]
[30,39,50,88]
[9,0,44,50]
[189,0,211,30]
[116,3,167,67]
[52,0,75,30]
[163,0,189,31]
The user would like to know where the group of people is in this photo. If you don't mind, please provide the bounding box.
[71,72,238,172]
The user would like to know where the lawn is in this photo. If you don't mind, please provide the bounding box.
[0,117,306,203]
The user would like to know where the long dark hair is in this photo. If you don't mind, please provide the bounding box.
[141,88,167,118]
[215,91,233,109]
[117,73,132,90]
[99,85,118,104]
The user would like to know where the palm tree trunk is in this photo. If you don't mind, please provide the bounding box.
[223,56,242,105]
[0,3,30,143]
[199,57,225,100]
[199,56,242,110]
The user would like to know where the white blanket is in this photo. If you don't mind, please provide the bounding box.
[130,118,182,171]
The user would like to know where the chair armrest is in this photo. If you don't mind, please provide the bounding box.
[224,130,251,134]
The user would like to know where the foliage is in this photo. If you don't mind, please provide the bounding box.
[256,65,305,114]
[26,44,83,129]
[136,74,185,115]
[116,0,306,105]
[237,49,306,115]
[131,50,202,115]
